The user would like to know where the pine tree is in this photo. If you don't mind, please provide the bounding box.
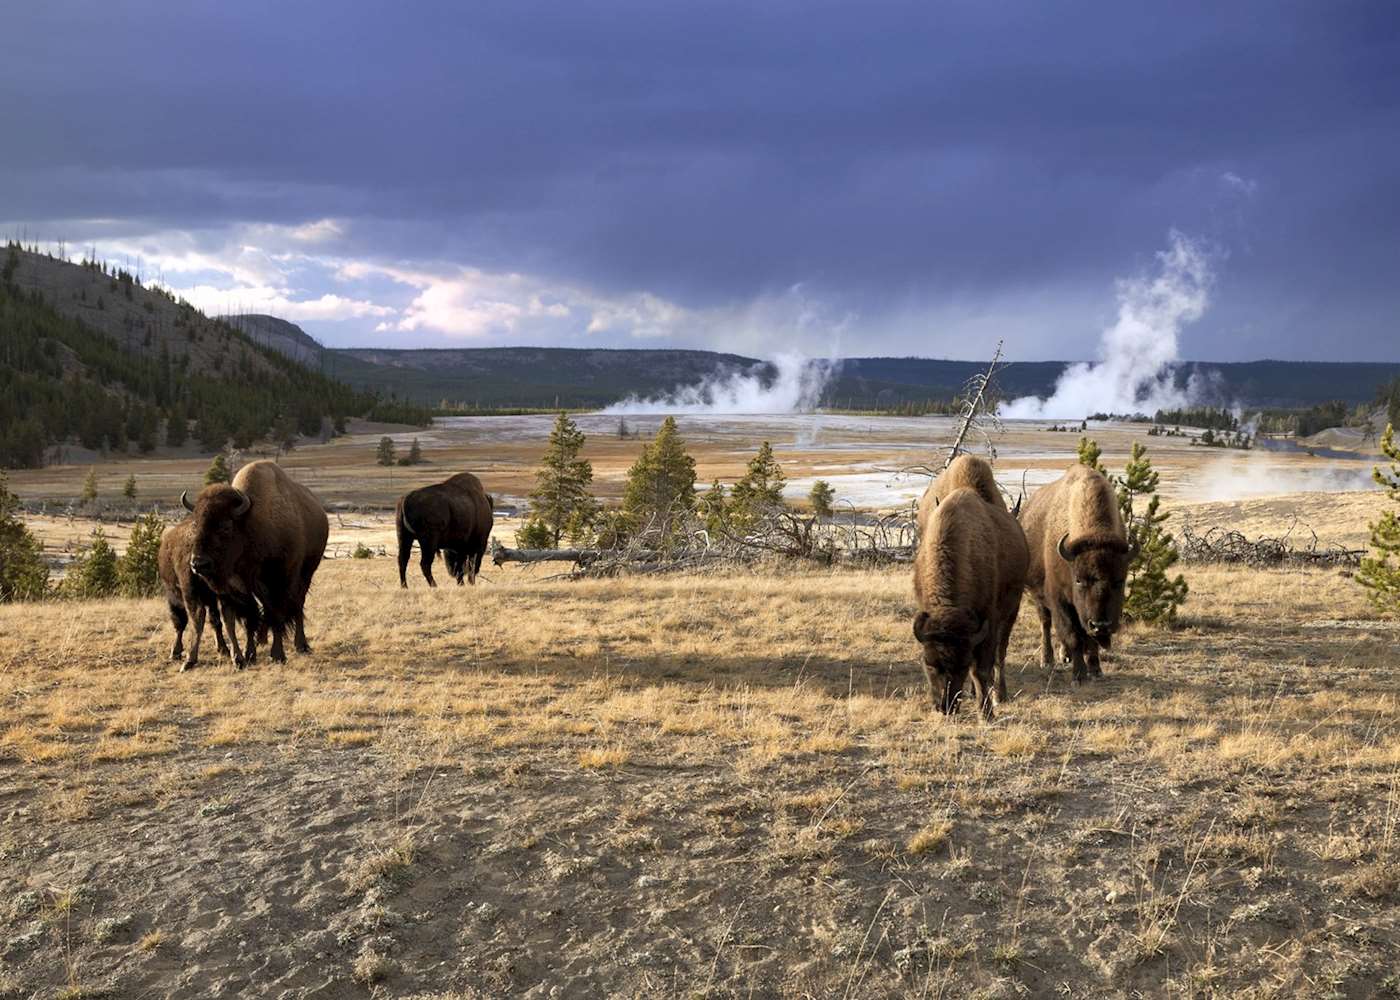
[204,452,231,485]
[122,475,137,499]
[63,527,119,599]
[527,413,599,547]
[407,438,423,465]
[1117,442,1188,623]
[621,417,697,546]
[376,436,397,466]
[81,467,98,504]
[1076,437,1106,475]
[117,511,164,597]
[729,441,787,528]
[699,479,728,536]
[808,479,836,518]
[1358,424,1400,615]
[0,472,49,601]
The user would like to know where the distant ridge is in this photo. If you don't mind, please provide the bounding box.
[219,313,325,367]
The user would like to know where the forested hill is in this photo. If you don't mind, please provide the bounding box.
[0,245,423,469]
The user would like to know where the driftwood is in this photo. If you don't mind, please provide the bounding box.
[491,542,605,567]
[1179,520,1364,569]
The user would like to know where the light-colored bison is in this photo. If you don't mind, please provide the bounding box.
[913,459,1029,721]
[182,460,329,665]
[917,453,1008,529]
[396,472,495,587]
[1019,463,1131,683]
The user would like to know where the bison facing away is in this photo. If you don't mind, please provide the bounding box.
[396,472,494,588]
[913,472,1029,721]
[1019,463,1131,684]
[182,460,329,665]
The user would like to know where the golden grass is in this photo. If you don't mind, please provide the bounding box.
[906,819,953,855]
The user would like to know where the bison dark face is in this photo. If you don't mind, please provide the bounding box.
[182,487,252,592]
[1057,533,1130,647]
[913,609,989,714]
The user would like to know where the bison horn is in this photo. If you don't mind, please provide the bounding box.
[1057,532,1073,562]
[181,490,195,512]
[231,489,251,517]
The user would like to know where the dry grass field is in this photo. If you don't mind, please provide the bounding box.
[3,492,1399,997]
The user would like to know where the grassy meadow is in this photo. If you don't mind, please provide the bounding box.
[2,518,1398,996]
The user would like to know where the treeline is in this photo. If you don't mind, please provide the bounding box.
[0,243,431,468]
[820,397,965,417]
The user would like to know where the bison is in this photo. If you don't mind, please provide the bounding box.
[396,472,494,588]
[182,460,329,665]
[158,518,232,671]
[917,453,1008,529]
[1019,463,1131,684]
[913,466,1029,721]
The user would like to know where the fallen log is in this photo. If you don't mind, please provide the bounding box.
[490,540,606,567]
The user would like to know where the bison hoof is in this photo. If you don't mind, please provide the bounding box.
[179,659,197,672]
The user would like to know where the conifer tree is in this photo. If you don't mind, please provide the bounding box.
[808,479,836,518]
[376,436,397,466]
[621,417,697,545]
[63,527,119,599]
[1076,437,1106,475]
[204,451,231,485]
[729,441,787,528]
[123,475,137,499]
[407,437,423,465]
[0,472,49,601]
[118,511,164,597]
[1358,423,1400,615]
[700,479,728,535]
[81,467,98,504]
[525,413,599,548]
[1117,442,1188,623]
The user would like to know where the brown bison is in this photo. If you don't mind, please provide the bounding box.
[1019,464,1130,684]
[182,460,329,665]
[158,519,231,671]
[396,472,494,587]
[913,467,1029,721]
[917,453,1008,528]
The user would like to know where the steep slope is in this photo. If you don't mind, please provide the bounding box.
[219,314,326,367]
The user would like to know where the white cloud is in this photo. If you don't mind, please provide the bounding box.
[169,283,394,322]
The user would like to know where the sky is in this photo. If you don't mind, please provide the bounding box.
[2,1,1398,362]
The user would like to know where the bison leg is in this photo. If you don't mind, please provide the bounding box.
[419,544,439,587]
[470,547,484,585]
[971,641,997,722]
[1087,639,1103,678]
[219,596,249,669]
[182,602,209,671]
[994,622,1012,707]
[293,609,311,654]
[208,599,231,658]
[397,529,414,588]
[168,600,188,662]
[1036,603,1055,668]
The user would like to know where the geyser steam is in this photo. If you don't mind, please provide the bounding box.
[603,354,836,414]
[1001,231,1214,420]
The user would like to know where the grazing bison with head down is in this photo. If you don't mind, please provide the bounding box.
[182,460,329,665]
[913,459,1029,721]
[396,472,494,587]
[1019,463,1130,684]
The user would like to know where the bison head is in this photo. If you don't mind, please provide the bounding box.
[182,486,252,592]
[1057,532,1130,647]
[913,608,990,713]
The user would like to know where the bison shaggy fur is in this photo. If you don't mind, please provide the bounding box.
[1019,463,1130,683]
[183,460,329,666]
[396,472,495,587]
[913,474,1029,721]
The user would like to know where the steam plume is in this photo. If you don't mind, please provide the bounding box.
[1001,231,1214,419]
[603,354,836,414]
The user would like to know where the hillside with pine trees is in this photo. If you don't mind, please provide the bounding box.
[0,244,429,468]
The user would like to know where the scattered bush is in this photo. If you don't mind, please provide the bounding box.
[0,473,49,601]
[118,511,165,597]
[1358,424,1400,615]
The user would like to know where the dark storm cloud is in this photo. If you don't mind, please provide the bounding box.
[1,0,1398,358]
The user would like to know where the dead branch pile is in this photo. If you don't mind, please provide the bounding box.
[1179,520,1364,569]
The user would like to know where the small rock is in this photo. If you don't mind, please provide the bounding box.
[93,914,135,943]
